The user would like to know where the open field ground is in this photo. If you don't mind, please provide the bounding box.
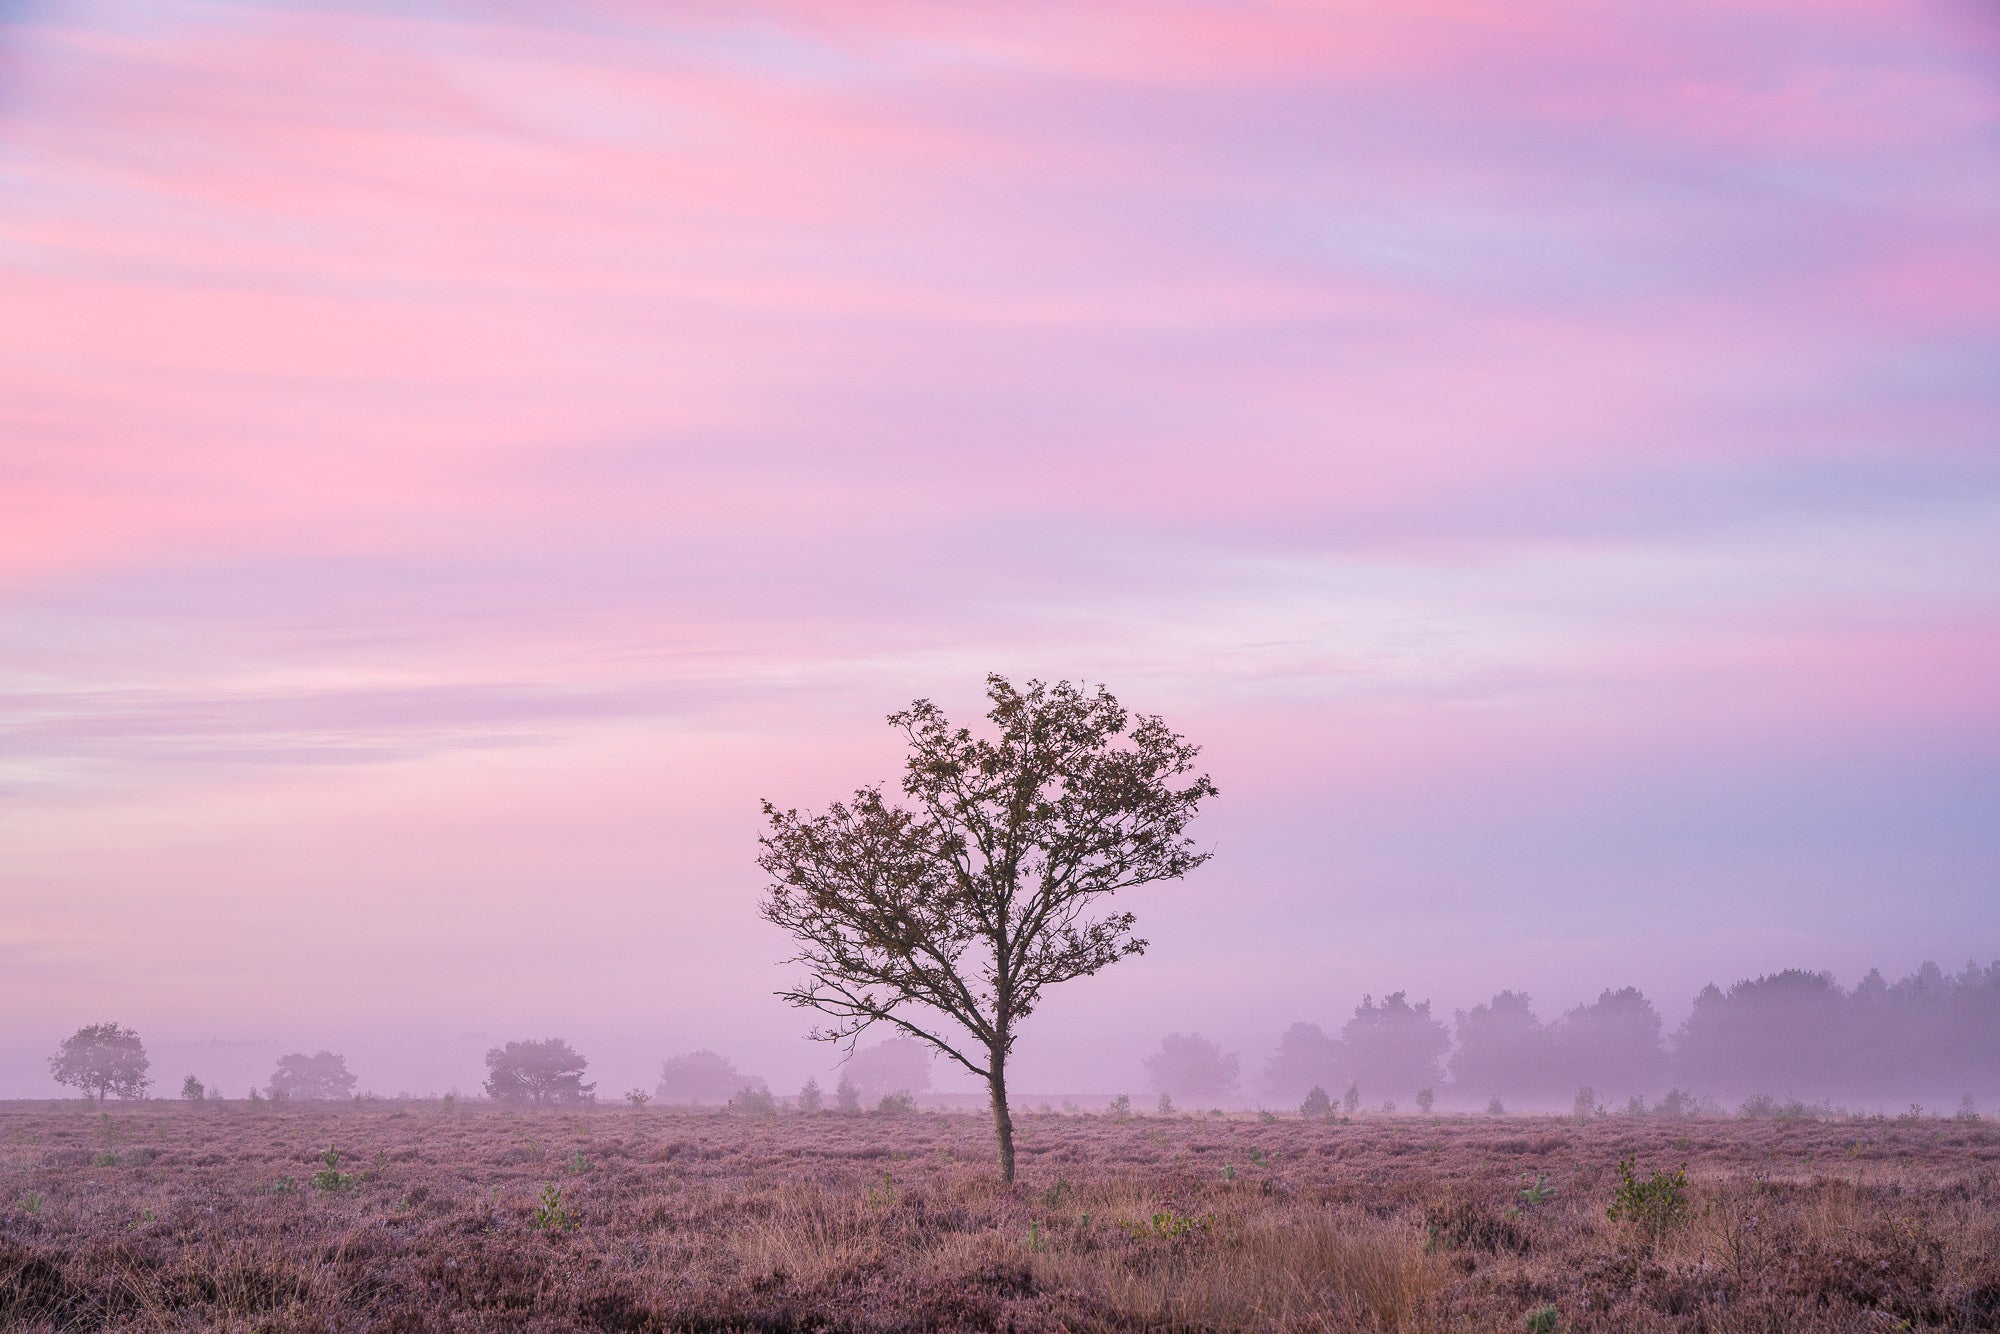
[2,1101,1997,1332]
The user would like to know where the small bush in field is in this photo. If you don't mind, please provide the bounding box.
[1518,1172,1555,1208]
[1416,1086,1435,1113]
[21,1190,42,1215]
[180,1075,205,1101]
[1156,1092,1175,1115]
[797,1077,824,1113]
[1300,1086,1332,1118]
[311,1146,355,1192]
[1106,1093,1131,1118]
[1653,1087,1697,1119]
[875,1091,917,1115]
[1342,1081,1361,1115]
[1120,1209,1213,1241]
[532,1183,575,1231]
[729,1083,777,1115]
[835,1075,861,1113]
[1573,1086,1599,1121]
[1524,1305,1560,1333]
[1486,1097,1505,1116]
[624,1088,650,1108]
[1606,1157,1688,1241]
[1956,1094,1981,1123]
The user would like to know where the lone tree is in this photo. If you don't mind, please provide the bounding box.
[48,1022,151,1102]
[759,675,1216,1182]
[484,1038,595,1105]
[268,1051,358,1101]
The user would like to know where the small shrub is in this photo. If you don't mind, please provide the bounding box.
[1342,1081,1361,1115]
[1956,1094,1982,1124]
[1524,1305,1560,1333]
[180,1075,205,1102]
[1518,1172,1555,1208]
[1300,1086,1332,1118]
[1106,1093,1131,1119]
[1416,1086,1435,1113]
[835,1075,861,1114]
[268,1176,296,1195]
[569,1149,592,1174]
[532,1183,575,1231]
[624,1088,651,1108]
[875,1091,916,1115]
[21,1190,42,1215]
[730,1083,777,1115]
[1606,1156,1688,1241]
[92,1151,117,1167]
[797,1077,823,1113]
[1486,1097,1506,1116]
[312,1146,356,1192]
[1119,1209,1212,1241]
[1653,1087,1697,1119]
[1156,1092,1175,1116]
[1572,1086,1598,1121]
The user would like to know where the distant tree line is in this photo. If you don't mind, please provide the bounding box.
[39,1025,938,1114]
[1147,961,2000,1110]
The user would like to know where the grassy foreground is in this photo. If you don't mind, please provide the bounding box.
[2,1100,1996,1331]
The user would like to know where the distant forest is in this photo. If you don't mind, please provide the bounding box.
[1219,961,2000,1111]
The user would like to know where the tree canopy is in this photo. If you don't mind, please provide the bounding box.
[48,1022,151,1102]
[758,675,1216,1181]
[656,1050,760,1105]
[484,1038,595,1105]
[268,1050,358,1101]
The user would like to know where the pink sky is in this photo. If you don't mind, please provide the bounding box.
[2,0,1997,1098]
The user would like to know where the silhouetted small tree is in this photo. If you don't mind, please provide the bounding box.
[1144,1032,1240,1102]
[268,1051,357,1101]
[797,1077,824,1113]
[656,1050,758,1105]
[842,1037,934,1103]
[1260,1022,1345,1103]
[180,1075,206,1102]
[48,1023,150,1102]
[1451,991,1548,1103]
[834,1073,861,1113]
[484,1038,595,1105]
[1549,986,1666,1100]
[758,675,1216,1183]
[1299,1085,1332,1118]
[728,1080,776,1115]
[1342,992,1450,1100]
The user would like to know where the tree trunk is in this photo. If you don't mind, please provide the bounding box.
[988,1061,1017,1185]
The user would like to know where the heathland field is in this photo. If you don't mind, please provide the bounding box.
[2,1102,1997,1331]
